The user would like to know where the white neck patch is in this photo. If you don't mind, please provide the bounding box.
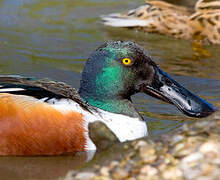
[46,98,148,151]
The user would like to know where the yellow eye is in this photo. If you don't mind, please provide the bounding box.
[122,58,132,66]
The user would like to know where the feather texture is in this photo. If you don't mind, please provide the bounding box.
[0,93,86,155]
[102,0,220,44]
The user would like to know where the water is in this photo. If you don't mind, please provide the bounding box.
[0,0,220,179]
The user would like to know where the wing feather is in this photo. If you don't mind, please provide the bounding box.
[0,75,91,111]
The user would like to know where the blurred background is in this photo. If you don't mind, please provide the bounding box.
[0,0,220,179]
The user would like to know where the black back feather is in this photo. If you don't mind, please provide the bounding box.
[0,75,91,111]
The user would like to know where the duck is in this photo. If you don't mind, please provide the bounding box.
[101,0,220,44]
[0,41,216,155]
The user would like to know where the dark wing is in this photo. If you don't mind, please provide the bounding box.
[0,75,90,111]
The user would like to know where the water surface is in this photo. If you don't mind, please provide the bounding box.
[0,0,220,179]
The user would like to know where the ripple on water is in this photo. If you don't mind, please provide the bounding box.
[0,0,219,179]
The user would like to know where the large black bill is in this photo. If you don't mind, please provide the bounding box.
[142,67,216,118]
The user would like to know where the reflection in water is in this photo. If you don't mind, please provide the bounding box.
[0,143,129,180]
[0,151,95,180]
[0,0,220,179]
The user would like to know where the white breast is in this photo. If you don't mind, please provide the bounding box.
[45,98,148,151]
[84,108,148,143]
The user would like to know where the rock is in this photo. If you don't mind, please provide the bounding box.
[139,145,157,163]
[140,165,158,176]
[162,166,183,180]
[170,135,184,146]
[100,167,110,176]
[180,152,204,179]
[65,111,220,180]
[112,168,129,180]
[181,152,203,165]
[109,161,119,169]
[199,141,220,157]
[134,140,148,150]
[92,176,112,180]
[74,172,96,180]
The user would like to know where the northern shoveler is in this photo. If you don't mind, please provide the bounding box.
[0,41,216,155]
[102,0,220,44]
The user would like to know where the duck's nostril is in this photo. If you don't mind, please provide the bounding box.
[187,99,191,106]
[162,76,173,86]
[165,78,173,86]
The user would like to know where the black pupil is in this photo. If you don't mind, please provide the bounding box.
[125,59,129,63]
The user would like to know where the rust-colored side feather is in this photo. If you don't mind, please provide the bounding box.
[0,94,86,155]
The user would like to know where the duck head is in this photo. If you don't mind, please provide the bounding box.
[79,41,216,118]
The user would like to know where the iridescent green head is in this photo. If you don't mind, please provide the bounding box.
[79,41,216,118]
